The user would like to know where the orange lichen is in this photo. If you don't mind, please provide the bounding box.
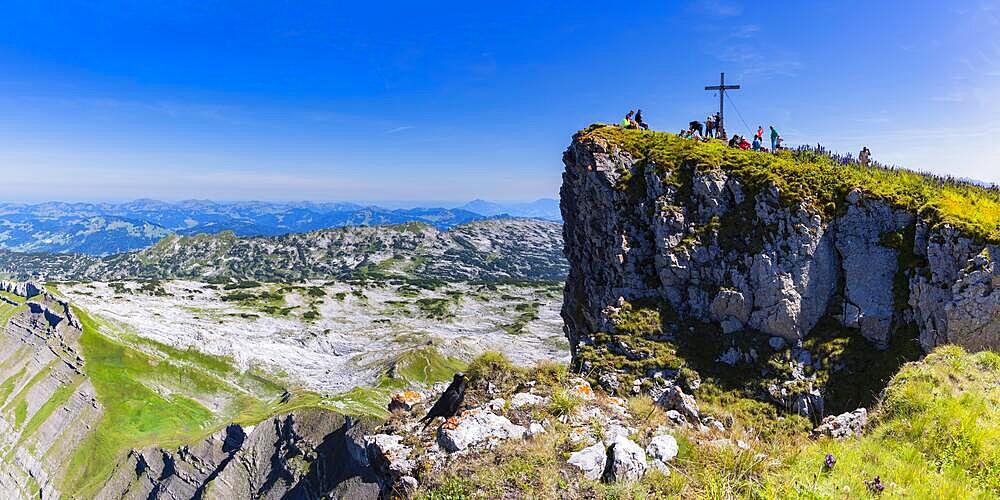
[572,382,596,400]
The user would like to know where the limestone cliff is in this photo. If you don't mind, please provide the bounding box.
[561,126,1000,395]
[0,283,379,499]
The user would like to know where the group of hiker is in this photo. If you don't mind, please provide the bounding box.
[727,125,781,152]
[621,109,649,130]
[678,115,783,153]
[618,110,878,166]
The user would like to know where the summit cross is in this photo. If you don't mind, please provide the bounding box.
[704,72,740,137]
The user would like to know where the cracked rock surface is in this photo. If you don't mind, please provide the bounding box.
[560,133,1000,370]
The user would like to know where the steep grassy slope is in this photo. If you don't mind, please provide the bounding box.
[59,308,467,496]
[0,283,468,497]
[777,346,1000,497]
[61,308,296,496]
[582,126,1000,242]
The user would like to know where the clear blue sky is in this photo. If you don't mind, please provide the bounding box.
[0,1,996,203]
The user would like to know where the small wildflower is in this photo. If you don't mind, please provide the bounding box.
[864,475,885,494]
[823,453,836,470]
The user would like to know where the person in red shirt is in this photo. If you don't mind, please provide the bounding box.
[739,136,751,150]
[755,125,764,141]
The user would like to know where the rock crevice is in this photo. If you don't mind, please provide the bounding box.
[560,133,1000,367]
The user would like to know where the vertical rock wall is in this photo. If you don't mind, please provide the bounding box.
[560,132,1000,372]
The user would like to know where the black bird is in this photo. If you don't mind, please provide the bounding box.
[420,373,468,430]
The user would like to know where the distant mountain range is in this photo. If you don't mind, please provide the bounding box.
[0,199,560,255]
[457,199,561,220]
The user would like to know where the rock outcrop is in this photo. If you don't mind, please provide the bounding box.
[561,128,1000,370]
[0,280,45,299]
[0,282,380,499]
[436,409,527,453]
[98,411,379,499]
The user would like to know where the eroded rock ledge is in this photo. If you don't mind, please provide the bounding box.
[560,129,1000,392]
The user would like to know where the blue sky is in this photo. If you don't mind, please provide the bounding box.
[0,1,997,203]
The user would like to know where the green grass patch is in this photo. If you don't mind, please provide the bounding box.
[3,359,58,415]
[0,366,27,405]
[22,377,82,436]
[415,297,456,320]
[58,307,306,497]
[499,301,541,335]
[0,299,27,332]
[774,346,1000,497]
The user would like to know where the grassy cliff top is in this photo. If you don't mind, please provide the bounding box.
[579,125,1000,243]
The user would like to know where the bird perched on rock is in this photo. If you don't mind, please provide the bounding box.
[420,373,468,430]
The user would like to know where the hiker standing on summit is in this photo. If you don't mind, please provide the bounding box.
[635,109,649,130]
[769,126,780,151]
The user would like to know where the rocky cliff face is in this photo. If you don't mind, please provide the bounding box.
[97,411,379,500]
[0,283,380,499]
[561,128,1000,388]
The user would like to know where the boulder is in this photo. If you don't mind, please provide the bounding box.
[768,336,786,350]
[437,410,526,453]
[527,422,545,437]
[709,289,751,325]
[570,378,597,400]
[605,435,647,482]
[365,434,417,478]
[511,392,545,408]
[654,384,699,422]
[645,434,678,463]
[567,442,607,480]
[399,476,419,496]
[811,408,868,439]
[388,391,423,413]
[601,422,637,445]
[486,398,506,412]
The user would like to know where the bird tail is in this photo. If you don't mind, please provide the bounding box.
[421,416,436,430]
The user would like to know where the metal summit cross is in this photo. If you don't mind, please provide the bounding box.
[704,72,740,137]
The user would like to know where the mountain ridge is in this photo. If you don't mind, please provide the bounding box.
[0,199,560,256]
[0,218,568,283]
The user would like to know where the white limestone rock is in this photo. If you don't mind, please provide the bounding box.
[607,435,647,482]
[811,408,868,439]
[511,392,546,408]
[436,410,526,453]
[646,434,678,463]
[567,442,607,481]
